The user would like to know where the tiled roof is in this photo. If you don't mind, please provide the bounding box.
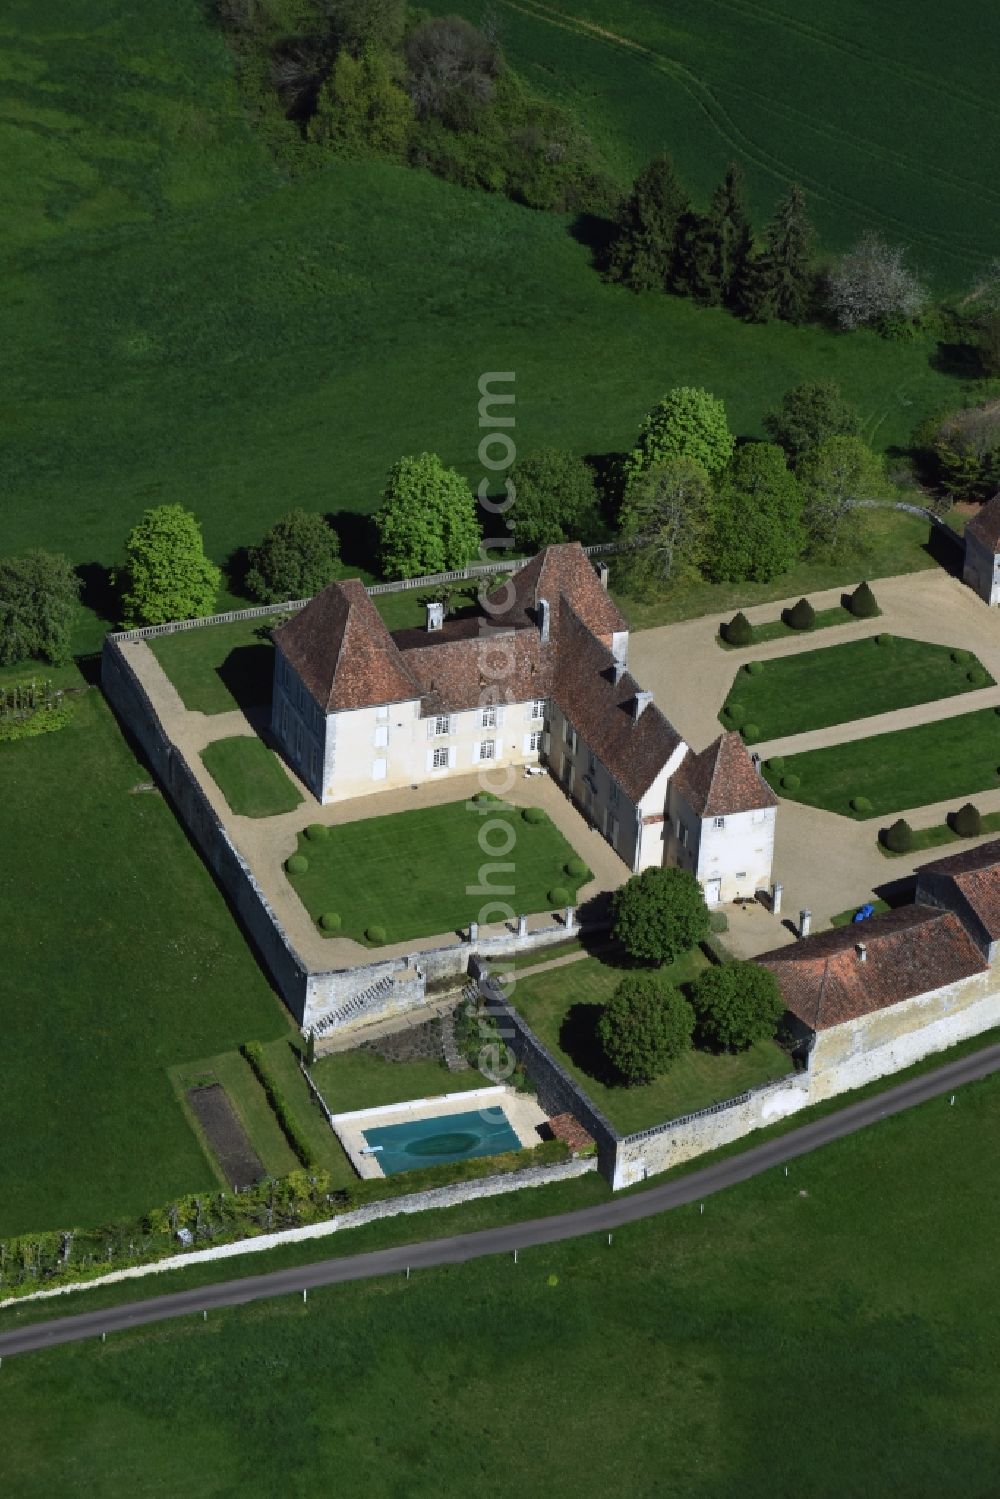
[272,580,422,712]
[547,1112,595,1154]
[552,605,682,802]
[757,905,988,1031]
[965,494,1000,552]
[916,839,1000,939]
[396,625,551,714]
[670,732,778,818]
[487,542,627,643]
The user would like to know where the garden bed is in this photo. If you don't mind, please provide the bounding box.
[284,799,591,945]
[721,637,993,742]
[186,1083,266,1191]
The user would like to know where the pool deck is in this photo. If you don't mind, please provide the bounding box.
[329,1085,548,1179]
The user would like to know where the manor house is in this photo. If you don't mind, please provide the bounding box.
[270,543,777,905]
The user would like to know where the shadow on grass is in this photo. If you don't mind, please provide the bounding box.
[216,643,275,714]
[873,873,919,908]
[558,1000,620,1088]
[76,560,118,628]
[329,509,379,577]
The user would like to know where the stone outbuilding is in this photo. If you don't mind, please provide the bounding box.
[963,494,1000,605]
[915,839,1000,962]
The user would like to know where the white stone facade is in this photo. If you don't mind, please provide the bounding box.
[963,529,1000,606]
[666,795,777,906]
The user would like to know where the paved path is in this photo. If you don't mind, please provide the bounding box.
[3,1041,997,1359]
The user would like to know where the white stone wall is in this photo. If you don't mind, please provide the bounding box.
[963,532,1000,606]
[691,805,776,905]
[612,1072,809,1188]
[807,969,1000,1099]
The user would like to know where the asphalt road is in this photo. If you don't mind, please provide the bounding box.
[3,1041,999,1360]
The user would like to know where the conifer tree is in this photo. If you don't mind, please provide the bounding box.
[744,184,816,324]
[607,153,689,292]
[673,210,722,304]
[708,162,754,309]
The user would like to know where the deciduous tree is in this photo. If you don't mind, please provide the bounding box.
[598,974,694,1085]
[508,448,600,550]
[627,387,735,479]
[0,550,80,666]
[689,962,784,1051]
[763,380,863,468]
[117,506,221,627]
[612,865,710,966]
[710,442,803,583]
[375,453,481,578]
[797,435,890,555]
[825,231,927,331]
[620,457,714,583]
[245,509,341,604]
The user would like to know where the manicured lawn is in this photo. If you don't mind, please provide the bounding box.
[286,801,591,945]
[613,509,945,633]
[0,686,289,1238]
[722,636,993,742]
[310,1049,464,1115]
[7,1069,1000,1496]
[148,620,276,715]
[200,735,303,817]
[510,950,790,1133]
[764,707,1000,818]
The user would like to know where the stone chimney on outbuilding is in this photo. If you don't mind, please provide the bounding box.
[426,600,444,632]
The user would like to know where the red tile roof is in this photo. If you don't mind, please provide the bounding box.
[486,542,627,643]
[273,579,421,712]
[916,839,1000,940]
[670,732,778,819]
[965,494,1000,552]
[547,1112,595,1154]
[757,905,988,1031]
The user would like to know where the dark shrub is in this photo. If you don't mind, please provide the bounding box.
[709,909,729,933]
[724,701,746,726]
[723,611,753,646]
[849,580,879,618]
[744,660,764,675]
[882,818,914,853]
[548,886,571,907]
[767,755,785,773]
[743,722,761,741]
[952,802,982,837]
[781,773,800,790]
[967,667,987,685]
[787,597,815,630]
[952,648,971,665]
[320,911,342,931]
[366,924,387,943]
[565,856,589,879]
[876,632,893,646]
[286,853,309,875]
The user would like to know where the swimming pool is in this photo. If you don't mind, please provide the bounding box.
[362,1107,523,1175]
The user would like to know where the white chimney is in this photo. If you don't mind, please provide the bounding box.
[597,561,609,589]
[426,601,444,632]
[538,597,551,644]
[633,689,653,722]
[856,942,867,963]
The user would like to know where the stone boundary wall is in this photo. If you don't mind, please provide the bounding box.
[0,1156,598,1308]
[108,541,625,644]
[476,974,622,1180]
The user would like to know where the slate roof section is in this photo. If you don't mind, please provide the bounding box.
[487,543,626,643]
[551,605,682,802]
[965,494,1000,552]
[670,732,778,819]
[916,839,1000,939]
[757,905,988,1031]
[272,579,422,712]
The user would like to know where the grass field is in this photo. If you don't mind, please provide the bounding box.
[5,1066,999,1495]
[765,707,1000,818]
[722,635,993,741]
[286,801,590,944]
[1,3,980,661]
[310,1049,461,1115]
[200,735,303,817]
[0,685,290,1238]
[510,949,790,1132]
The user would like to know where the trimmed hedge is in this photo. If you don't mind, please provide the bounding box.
[781,773,801,790]
[849,580,880,618]
[319,911,342,931]
[240,1041,318,1170]
[724,701,746,727]
[952,649,972,665]
[744,660,764,676]
[548,885,571,907]
[286,853,309,875]
[876,632,893,646]
[851,796,873,814]
[767,756,785,773]
[723,610,753,647]
[565,856,589,879]
[304,823,329,841]
[952,802,982,837]
[366,924,387,944]
[882,818,914,853]
[786,597,815,630]
[967,667,987,685]
[743,722,761,741]
[522,806,547,824]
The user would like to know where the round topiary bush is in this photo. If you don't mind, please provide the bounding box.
[952,649,972,665]
[952,801,982,837]
[366,924,387,944]
[304,823,329,841]
[849,580,880,618]
[285,854,309,875]
[882,818,914,854]
[967,667,987,685]
[548,886,571,907]
[742,722,761,742]
[787,597,816,631]
[723,611,753,647]
[851,796,873,814]
[724,701,746,727]
[767,756,785,773]
[522,806,546,825]
[876,632,893,646]
[744,660,764,676]
[708,909,729,933]
[565,856,588,879]
[319,911,342,931]
[473,791,499,805]
[781,774,800,791]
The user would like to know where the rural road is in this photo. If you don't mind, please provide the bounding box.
[3,1041,999,1360]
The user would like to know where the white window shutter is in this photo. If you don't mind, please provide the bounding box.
[427,719,435,738]
[522,733,534,755]
[426,749,437,772]
[472,740,481,764]
[448,747,457,769]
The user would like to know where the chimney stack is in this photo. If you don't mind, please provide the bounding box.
[597,561,609,589]
[538,597,551,644]
[856,942,867,963]
[632,689,653,722]
[426,601,444,632]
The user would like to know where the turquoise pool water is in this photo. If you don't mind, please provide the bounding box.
[363,1107,522,1175]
